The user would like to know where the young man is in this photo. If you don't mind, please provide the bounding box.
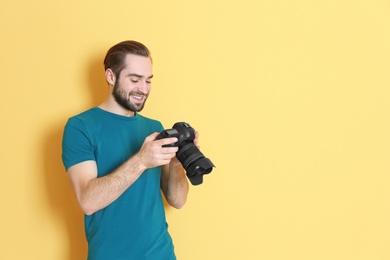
[62,40,194,259]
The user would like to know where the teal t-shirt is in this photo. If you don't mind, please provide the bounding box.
[62,107,176,260]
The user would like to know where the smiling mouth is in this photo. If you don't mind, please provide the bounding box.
[130,93,147,103]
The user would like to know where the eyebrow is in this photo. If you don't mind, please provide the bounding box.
[128,73,153,79]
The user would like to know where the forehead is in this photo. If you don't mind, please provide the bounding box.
[123,54,152,74]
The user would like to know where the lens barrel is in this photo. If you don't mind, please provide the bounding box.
[176,143,215,185]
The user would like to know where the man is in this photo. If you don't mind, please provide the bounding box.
[62,40,195,259]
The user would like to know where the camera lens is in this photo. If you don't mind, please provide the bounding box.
[176,142,215,185]
[176,143,203,168]
[157,122,215,185]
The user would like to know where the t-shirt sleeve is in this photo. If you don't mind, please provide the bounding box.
[157,121,164,132]
[62,118,95,171]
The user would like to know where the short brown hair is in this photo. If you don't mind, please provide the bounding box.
[103,40,151,77]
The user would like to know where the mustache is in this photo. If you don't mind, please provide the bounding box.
[129,90,149,98]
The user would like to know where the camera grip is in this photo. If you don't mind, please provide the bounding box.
[156,129,179,147]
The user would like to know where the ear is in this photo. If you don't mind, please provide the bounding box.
[105,69,116,85]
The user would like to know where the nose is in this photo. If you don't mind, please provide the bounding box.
[137,80,149,94]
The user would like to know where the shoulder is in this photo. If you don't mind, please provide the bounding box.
[67,107,100,123]
[137,113,162,125]
[136,114,164,132]
[66,107,109,130]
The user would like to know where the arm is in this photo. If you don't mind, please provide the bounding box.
[160,159,189,209]
[67,133,179,215]
[160,132,199,209]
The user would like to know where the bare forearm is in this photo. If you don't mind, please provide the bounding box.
[80,156,146,215]
[163,164,189,209]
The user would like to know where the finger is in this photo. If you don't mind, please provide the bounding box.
[156,137,178,147]
[161,146,179,154]
[146,132,160,141]
[156,152,177,164]
[194,131,200,146]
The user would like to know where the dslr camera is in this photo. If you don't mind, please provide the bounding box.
[156,122,215,185]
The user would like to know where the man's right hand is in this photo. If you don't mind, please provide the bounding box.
[136,132,179,169]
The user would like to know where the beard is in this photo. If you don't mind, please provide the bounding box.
[112,80,148,112]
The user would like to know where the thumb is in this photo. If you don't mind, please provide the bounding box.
[146,132,160,141]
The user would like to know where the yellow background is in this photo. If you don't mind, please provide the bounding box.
[1,1,389,259]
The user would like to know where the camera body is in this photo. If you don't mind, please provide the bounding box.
[156,122,215,185]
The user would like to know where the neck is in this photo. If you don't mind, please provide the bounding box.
[99,99,135,117]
